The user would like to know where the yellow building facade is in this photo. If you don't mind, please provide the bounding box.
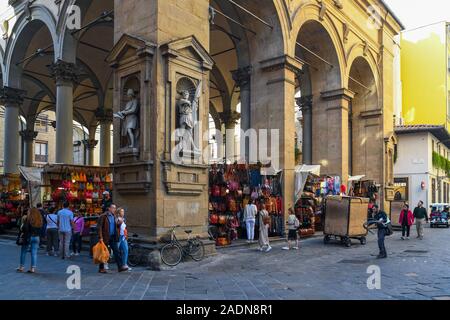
[401,22,450,129]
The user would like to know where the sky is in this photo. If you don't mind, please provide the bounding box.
[384,0,450,30]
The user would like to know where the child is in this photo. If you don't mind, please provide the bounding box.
[283,208,300,250]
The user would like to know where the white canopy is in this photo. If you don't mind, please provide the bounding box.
[348,175,365,182]
[18,166,43,207]
[295,164,321,203]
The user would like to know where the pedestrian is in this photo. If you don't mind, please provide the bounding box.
[413,201,428,240]
[117,208,131,271]
[71,210,84,256]
[17,208,42,273]
[57,202,74,259]
[243,199,257,244]
[36,203,47,249]
[97,204,128,273]
[101,191,113,213]
[258,204,271,252]
[373,204,389,259]
[399,203,414,240]
[283,208,300,250]
[45,207,59,256]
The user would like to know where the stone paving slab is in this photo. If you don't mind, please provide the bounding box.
[1,227,450,300]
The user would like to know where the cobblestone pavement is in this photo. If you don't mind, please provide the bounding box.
[1,226,450,300]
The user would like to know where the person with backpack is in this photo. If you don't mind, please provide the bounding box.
[17,208,43,273]
[373,204,389,259]
[283,208,300,250]
[45,207,59,256]
[71,210,85,256]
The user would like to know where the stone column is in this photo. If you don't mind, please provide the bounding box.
[232,66,251,162]
[221,111,241,162]
[82,139,98,166]
[95,108,113,167]
[320,89,355,187]
[297,95,313,165]
[19,129,38,167]
[49,60,78,164]
[0,87,26,174]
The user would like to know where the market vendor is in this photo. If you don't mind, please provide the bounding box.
[101,191,113,213]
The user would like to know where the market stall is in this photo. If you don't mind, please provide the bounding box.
[0,172,32,228]
[208,163,284,246]
[41,164,113,221]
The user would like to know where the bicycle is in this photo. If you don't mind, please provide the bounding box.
[127,234,145,267]
[160,225,205,266]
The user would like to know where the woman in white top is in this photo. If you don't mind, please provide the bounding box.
[45,207,59,256]
[117,208,130,270]
[243,199,258,243]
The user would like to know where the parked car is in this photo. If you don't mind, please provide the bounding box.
[430,203,450,228]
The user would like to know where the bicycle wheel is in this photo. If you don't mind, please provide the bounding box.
[188,239,205,262]
[160,243,183,266]
[128,246,141,267]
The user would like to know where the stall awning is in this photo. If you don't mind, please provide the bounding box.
[18,166,43,207]
[295,165,321,203]
[348,175,365,182]
[260,166,282,176]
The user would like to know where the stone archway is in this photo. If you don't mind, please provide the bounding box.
[348,56,381,182]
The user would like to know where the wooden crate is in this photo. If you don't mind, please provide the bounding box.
[324,196,369,237]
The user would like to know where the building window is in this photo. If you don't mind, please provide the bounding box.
[35,142,48,163]
[394,178,409,201]
[432,178,437,204]
[35,116,48,133]
[432,140,435,152]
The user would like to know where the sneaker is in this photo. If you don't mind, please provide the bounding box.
[53,253,58,257]
[265,246,272,252]
[282,247,290,250]
[74,253,80,256]
[292,247,299,250]
[45,252,50,256]
[259,247,264,252]
[401,236,405,240]
[104,264,109,270]
[406,237,410,240]
[119,267,129,273]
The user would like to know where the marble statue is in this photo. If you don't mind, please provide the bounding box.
[177,82,201,153]
[114,88,139,148]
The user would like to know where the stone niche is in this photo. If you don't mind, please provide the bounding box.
[106,34,156,194]
[160,36,213,197]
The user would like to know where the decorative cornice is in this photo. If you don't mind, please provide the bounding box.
[220,110,241,129]
[296,95,313,111]
[0,86,26,106]
[48,59,78,85]
[260,55,303,75]
[19,129,38,142]
[231,66,252,89]
[321,88,355,102]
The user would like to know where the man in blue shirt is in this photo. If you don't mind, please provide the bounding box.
[57,202,74,259]
[97,203,128,273]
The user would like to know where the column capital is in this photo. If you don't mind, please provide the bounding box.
[19,130,38,142]
[83,139,99,150]
[95,107,113,123]
[260,55,303,75]
[48,59,79,85]
[220,110,241,129]
[231,66,252,89]
[0,86,26,106]
[296,95,313,112]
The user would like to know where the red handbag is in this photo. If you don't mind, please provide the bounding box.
[209,214,219,225]
[212,185,220,197]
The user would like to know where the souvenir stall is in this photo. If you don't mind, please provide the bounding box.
[0,173,31,226]
[41,164,113,222]
[208,163,284,246]
[294,165,322,237]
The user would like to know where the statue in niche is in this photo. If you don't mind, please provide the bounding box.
[176,81,201,154]
[114,88,139,149]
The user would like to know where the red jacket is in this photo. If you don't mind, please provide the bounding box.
[399,209,414,226]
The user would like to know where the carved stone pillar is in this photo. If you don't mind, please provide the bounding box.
[49,60,78,164]
[232,66,251,162]
[82,139,98,166]
[95,108,113,166]
[20,129,38,167]
[296,95,313,165]
[221,110,241,162]
[0,86,26,174]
